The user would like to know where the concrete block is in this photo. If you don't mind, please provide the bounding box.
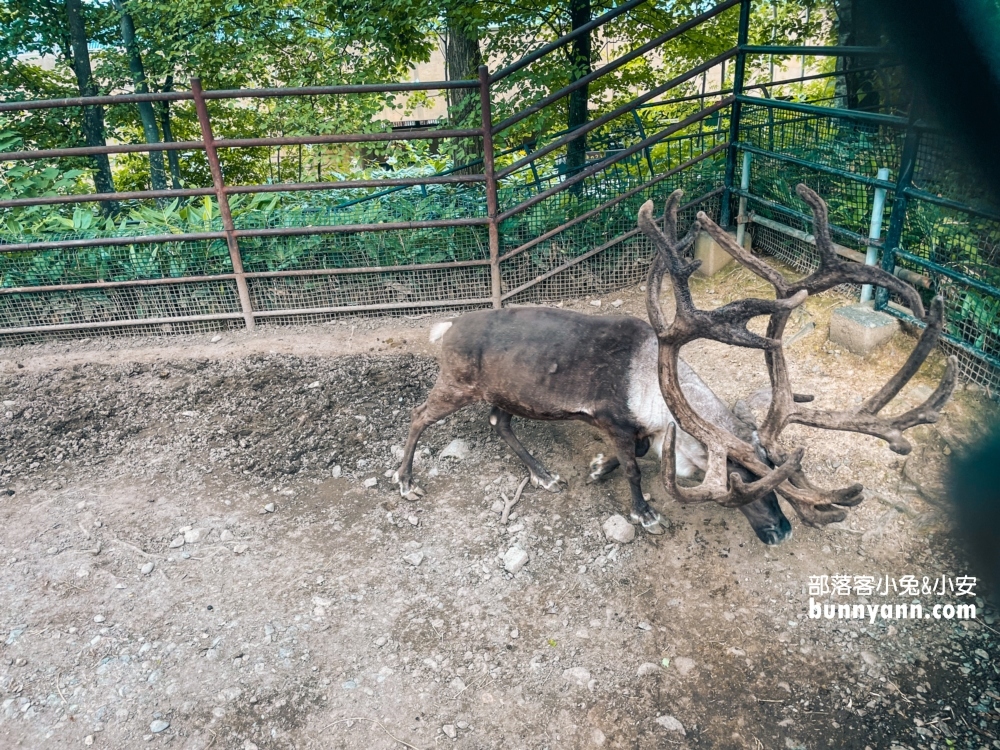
[693,229,751,277]
[828,304,899,356]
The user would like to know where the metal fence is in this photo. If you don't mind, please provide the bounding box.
[2,0,999,393]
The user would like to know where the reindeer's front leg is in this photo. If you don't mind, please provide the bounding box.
[605,427,665,534]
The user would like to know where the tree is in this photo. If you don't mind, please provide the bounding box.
[112,0,167,191]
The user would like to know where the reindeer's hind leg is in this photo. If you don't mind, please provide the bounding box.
[394,381,475,500]
[489,407,562,491]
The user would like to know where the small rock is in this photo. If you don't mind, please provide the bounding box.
[211,335,222,343]
[673,656,695,676]
[150,719,169,733]
[363,477,378,489]
[219,530,234,542]
[84,736,94,746]
[637,621,652,631]
[442,724,457,739]
[168,536,184,549]
[331,465,342,478]
[307,381,320,389]
[563,666,591,686]
[637,662,661,677]
[440,439,470,461]
[503,547,529,574]
[263,503,275,513]
[654,715,685,735]
[375,636,388,647]
[490,500,505,513]
[408,515,419,526]
[244,742,259,750]
[611,299,624,307]
[233,543,249,555]
[404,551,424,567]
[589,299,602,307]
[184,527,207,544]
[602,515,635,544]
[94,614,105,623]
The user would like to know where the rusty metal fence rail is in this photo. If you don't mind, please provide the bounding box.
[0,0,742,343]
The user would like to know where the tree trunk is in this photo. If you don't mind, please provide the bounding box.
[64,0,117,213]
[566,0,591,185]
[445,9,484,171]
[158,76,183,189]
[113,0,167,192]
[834,0,882,112]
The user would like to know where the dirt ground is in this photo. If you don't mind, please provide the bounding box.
[1,266,999,750]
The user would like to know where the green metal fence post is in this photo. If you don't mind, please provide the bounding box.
[479,65,503,309]
[720,0,752,228]
[875,120,920,311]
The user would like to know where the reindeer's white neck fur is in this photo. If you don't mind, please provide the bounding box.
[626,334,708,478]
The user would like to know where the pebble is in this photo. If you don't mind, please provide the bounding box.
[263,503,275,513]
[490,500,505,513]
[673,656,695,676]
[210,335,222,343]
[93,614,105,623]
[562,666,591,686]
[184,527,207,544]
[375,636,388,647]
[404,551,424,567]
[443,724,457,739]
[440,439,469,461]
[602,515,635,544]
[637,662,661,677]
[150,719,169,733]
[168,536,184,549]
[219,530,234,542]
[503,547,529,574]
[654,715,685,735]
[589,299,602,307]
[408,515,419,526]
[331,465,342,478]
[363,477,378,488]
[611,299,624,307]
[233,543,249,555]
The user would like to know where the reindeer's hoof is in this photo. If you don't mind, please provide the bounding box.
[531,471,562,492]
[631,508,666,535]
[396,476,425,501]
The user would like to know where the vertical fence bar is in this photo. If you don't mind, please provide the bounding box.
[191,78,256,330]
[860,166,891,303]
[875,123,921,311]
[720,0,752,227]
[735,150,752,247]
[479,65,503,309]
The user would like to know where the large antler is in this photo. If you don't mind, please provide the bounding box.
[641,185,957,527]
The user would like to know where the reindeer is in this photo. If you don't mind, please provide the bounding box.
[393,185,956,541]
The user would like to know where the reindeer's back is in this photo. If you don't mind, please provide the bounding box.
[437,308,651,422]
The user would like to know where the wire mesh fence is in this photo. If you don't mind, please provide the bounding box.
[739,94,1000,392]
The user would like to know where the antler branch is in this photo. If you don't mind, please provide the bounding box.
[642,184,958,528]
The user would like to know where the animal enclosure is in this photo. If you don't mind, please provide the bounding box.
[3,0,998,397]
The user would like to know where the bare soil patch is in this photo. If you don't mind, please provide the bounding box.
[1,268,998,750]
